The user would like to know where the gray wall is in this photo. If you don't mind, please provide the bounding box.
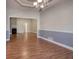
[39,0,73,47]
[6,31,10,41]
[40,0,73,33]
[39,30,73,47]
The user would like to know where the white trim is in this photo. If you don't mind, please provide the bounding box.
[16,0,34,7]
[40,29,73,33]
[38,36,73,50]
[6,39,10,41]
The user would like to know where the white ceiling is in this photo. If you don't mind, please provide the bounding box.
[6,0,64,10]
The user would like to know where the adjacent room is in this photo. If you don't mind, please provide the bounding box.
[6,0,73,59]
[10,17,37,40]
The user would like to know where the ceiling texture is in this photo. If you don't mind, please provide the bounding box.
[7,0,63,10]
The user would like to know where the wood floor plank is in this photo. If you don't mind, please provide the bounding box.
[7,33,73,59]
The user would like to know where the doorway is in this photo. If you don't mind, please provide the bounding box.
[10,17,37,38]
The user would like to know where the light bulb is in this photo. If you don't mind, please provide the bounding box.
[33,2,37,6]
[40,4,44,8]
[37,0,42,3]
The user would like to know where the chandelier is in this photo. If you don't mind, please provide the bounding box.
[33,0,49,9]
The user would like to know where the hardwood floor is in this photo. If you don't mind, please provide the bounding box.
[7,33,73,59]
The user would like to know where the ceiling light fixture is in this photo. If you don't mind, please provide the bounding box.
[33,2,37,6]
[33,0,52,11]
[37,0,42,3]
[40,4,44,8]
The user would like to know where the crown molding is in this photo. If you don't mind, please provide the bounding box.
[16,0,34,7]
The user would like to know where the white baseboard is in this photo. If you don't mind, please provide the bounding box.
[38,36,73,51]
[6,39,10,41]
